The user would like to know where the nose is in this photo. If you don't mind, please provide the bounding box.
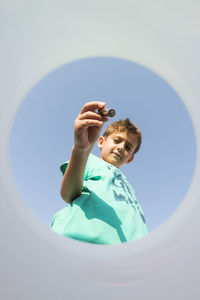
[117,142,125,153]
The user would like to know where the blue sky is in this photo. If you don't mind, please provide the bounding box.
[9,56,197,234]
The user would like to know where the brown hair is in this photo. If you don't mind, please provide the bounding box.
[102,118,142,154]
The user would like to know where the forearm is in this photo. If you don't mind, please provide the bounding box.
[60,145,91,204]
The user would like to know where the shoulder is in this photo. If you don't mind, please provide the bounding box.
[59,153,104,177]
[85,153,107,177]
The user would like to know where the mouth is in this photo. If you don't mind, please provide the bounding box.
[112,152,121,159]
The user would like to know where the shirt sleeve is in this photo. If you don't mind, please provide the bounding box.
[59,153,96,180]
[60,161,69,176]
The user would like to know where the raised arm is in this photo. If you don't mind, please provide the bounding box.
[60,101,108,204]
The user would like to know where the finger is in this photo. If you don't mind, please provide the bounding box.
[78,111,108,122]
[80,101,106,114]
[77,119,104,128]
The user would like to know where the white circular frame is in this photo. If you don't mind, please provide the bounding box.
[1,1,200,299]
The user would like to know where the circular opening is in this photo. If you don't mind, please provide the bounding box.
[9,56,197,246]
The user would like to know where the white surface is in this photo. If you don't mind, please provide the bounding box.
[0,1,200,299]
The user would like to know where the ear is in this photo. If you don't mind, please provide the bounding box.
[126,154,134,164]
[97,136,105,149]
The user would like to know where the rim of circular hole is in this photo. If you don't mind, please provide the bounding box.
[5,56,199,264]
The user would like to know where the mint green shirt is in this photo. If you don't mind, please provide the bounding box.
[51,153,148,244]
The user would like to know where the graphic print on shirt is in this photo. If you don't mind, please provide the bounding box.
[107,165,146,224]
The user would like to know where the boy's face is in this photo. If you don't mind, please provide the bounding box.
[97,131,137,168]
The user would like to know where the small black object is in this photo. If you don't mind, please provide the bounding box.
[98,108,116,117]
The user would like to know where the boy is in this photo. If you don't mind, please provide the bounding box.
[51,101,148,244]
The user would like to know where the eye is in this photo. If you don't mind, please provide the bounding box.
[126,145,131,151]
[113,139,119,143]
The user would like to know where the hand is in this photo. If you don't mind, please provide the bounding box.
[74,101,109,152]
